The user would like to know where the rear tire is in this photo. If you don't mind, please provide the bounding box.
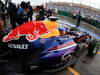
[87,39,99,56]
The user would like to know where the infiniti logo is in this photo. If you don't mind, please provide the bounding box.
[61,53,71,61]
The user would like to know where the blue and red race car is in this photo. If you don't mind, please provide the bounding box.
[0,21,99,72]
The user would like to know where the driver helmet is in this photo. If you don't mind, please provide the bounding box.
[59,27,67,36]
[59,27,67,31]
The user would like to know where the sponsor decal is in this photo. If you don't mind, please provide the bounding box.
[62,53,71,61]
[40,39,46,44]
[2,21,49,42]
[58,38,68,40]
[48,41,77,52]
[8,44,28,50]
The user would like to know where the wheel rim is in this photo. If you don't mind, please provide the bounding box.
[93,42,100,54]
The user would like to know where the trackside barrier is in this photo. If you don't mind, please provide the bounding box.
[57,10,100,29]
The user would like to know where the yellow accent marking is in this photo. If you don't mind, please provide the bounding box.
[41,21,60,38]
[97,52,100,54]
[67,67,80,75]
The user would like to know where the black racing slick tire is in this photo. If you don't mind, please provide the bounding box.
[87,39,100,56]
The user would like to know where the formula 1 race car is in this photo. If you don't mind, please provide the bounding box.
[0,24,99,73]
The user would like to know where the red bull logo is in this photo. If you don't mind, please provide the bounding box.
[2,21,49,42]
